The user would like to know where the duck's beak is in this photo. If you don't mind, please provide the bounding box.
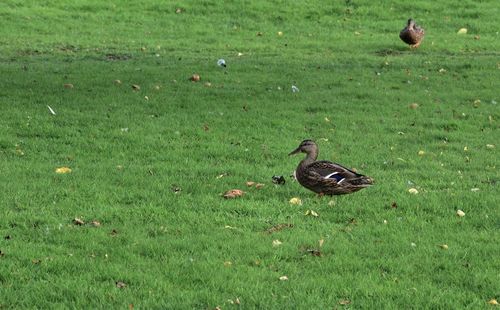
[288,147,301,156]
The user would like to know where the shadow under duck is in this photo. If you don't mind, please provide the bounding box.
[399,18,425,48]
[289,140,373,196]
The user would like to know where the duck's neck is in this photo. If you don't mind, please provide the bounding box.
[300,150,318,166]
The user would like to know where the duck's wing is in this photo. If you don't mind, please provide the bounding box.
[305,160,363,183]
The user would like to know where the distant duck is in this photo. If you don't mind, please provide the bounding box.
[289,140,373,196]
[400,18,425,48]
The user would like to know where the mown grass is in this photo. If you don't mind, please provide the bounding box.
[1,0,499,308]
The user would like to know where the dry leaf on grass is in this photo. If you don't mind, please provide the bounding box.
[246,181,255,187]
[90,220,101,227]
[55,167,72,174]
[487,299,498,305]
[408,188,419,194]
[304,210,318,217]
[223,189,244,199]
[279,275,288,281]
[116,281,127,288]
[339,299,351,305]
[189,74,200,82]
[73,218,85,226]
[131,84,140,91]
[289,197,302,205]
[439,244,449,250]
[456,210,465,217]
[63,83,74,89]
[272,239,283,247]
[255,183,265,189]
[265,223,293,234]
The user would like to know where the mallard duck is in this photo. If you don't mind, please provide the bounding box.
[400,18,425,48]
[289,140,373,195]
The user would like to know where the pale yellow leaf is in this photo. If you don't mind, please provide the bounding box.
[55,167,72,174]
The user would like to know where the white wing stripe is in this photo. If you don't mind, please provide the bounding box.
[324,172,339,179]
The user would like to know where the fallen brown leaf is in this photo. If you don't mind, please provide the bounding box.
[487,299,498,305]
[63,83,74,89]
[255,183,265,189]
[189,74,200,82]
[131,84,140,91]
[223,189,244,199]
[73,218,85,226]
[339,299,351,305]
[90,220,101,227]
[265,223,293,234]
[246,181,256,187]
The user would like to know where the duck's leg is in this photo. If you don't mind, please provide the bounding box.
[410,41,421,49]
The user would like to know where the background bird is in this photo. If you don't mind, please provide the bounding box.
[400,18,425,48]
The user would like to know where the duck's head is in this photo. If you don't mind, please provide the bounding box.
[407,18,416,27]
[288,139,317,156]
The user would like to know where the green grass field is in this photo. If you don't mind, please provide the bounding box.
[1,0,499,308]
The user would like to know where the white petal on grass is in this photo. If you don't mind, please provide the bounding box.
[47,105,56,115]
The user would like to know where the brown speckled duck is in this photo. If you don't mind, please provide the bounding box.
[289,140,373,196]
[400,18,425,48]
